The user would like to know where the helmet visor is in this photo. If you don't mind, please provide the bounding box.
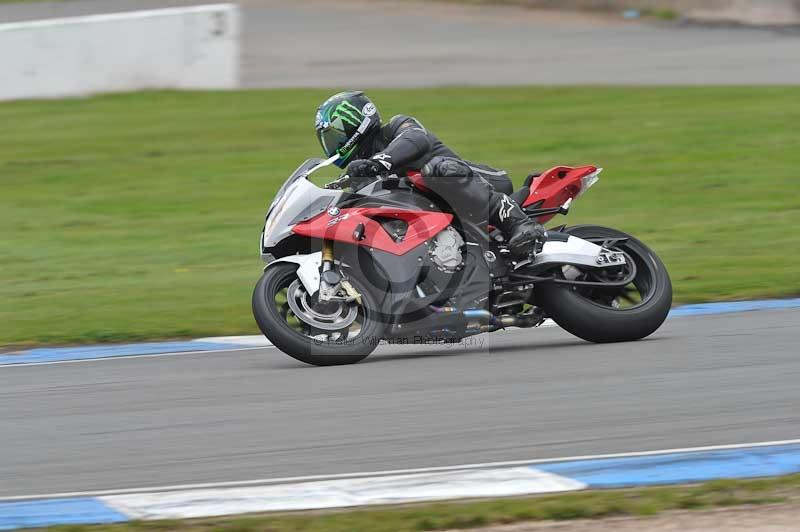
[316,124,349,159]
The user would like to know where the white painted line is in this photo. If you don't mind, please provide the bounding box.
[99,467,584,519]
[0,346,268,368]
[194,336,273,347]
[2,324,556,368]
[195,322,557,344]
[6,438,800,502]
[196,324,556,347]
[5,299,798,369]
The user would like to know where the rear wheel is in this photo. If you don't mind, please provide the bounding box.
[252,263,383,366]
[535,225,672,343]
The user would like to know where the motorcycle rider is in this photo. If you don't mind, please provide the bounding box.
[315,91,545,256]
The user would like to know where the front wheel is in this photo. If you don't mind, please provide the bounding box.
[252,263,383,366]
[535,225,672,343]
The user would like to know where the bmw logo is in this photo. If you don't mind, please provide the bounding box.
[327,207,340,216]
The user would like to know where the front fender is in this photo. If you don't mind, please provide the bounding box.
[264,252,322,296]
[264,244,427,327]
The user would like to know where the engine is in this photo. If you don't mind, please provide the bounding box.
[428,226,465,272]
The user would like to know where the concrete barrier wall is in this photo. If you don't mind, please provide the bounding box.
[0,4,239,101]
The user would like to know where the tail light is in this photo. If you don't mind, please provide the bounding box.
[576,168,602,198]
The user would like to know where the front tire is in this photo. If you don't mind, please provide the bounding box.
[252,263,383,366]
[535,225,672,343]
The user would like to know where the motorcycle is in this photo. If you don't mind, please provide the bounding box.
[252,155,672,366]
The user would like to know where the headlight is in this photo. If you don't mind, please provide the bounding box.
[263,191,293,241]
[264,177,306,237]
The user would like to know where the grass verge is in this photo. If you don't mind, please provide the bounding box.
[32,474,800,531]
[2,87,799,344]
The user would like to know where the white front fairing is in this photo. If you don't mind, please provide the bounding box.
[263,178,341,248]
[262,158,342,249]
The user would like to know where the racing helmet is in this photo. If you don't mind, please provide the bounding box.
[315,91,381,168]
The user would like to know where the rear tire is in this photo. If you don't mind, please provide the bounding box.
[252,263,383,366]
[536,225,672,343]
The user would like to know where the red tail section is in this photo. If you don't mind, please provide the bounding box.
[523,165,598,223]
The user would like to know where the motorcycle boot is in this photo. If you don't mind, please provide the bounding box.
[488,194,545,257]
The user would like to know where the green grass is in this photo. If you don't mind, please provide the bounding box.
[649,8,680,20]
[2,87,799,345]
[31,474,800,531]
[631,7,680,20]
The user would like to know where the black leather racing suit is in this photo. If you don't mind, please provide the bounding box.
[353,115,539,244]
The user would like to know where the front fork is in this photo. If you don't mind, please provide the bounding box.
[318,240,361,304]
[322,239,335,269]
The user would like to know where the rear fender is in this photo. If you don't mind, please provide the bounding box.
[518,234,626,270]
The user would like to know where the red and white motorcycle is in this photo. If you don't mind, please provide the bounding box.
[253,156,672,366]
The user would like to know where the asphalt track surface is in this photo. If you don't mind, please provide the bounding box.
[2,0,800,87]
[3,0,800,504]
[2,309,799,498]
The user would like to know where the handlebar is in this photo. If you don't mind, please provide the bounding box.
[324,175,351,190]
[324,172,398,191]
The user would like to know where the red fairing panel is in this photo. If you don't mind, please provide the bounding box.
[293,207,453,256]
[406,171,430,192]
[523,165,597,223]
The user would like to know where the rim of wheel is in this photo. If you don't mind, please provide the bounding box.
[272,274,366,344]
[566,236,657,311]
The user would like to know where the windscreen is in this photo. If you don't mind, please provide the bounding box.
[263,159,342,248]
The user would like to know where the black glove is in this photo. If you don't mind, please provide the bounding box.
[346,159,383,191]
[346,159,382,178]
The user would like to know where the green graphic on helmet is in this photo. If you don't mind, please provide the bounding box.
[330,101,363,128]
[315,91,381,168]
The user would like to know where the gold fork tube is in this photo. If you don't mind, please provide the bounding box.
[322,239,334,264]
